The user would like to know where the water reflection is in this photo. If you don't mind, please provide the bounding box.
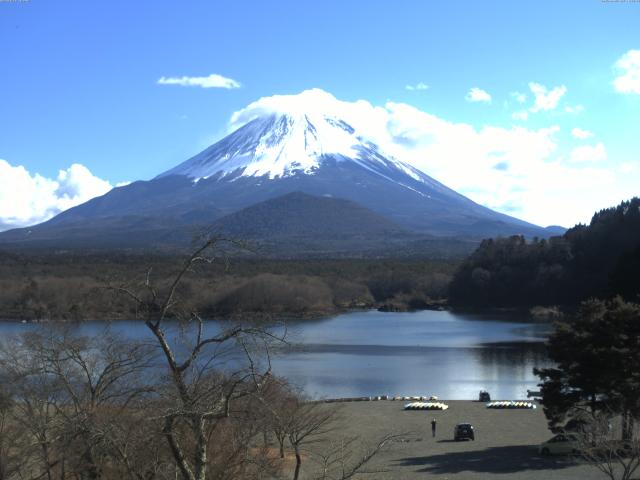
[271,343,552,400]
[271,310,552,399]
[0,310,553,400]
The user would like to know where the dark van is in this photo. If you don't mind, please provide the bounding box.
[454,423,475,441]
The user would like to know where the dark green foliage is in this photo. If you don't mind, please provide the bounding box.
[535,298,640,437]
[610,244,640,300]
[449,235,571,307]
[214,192,406,238]
[0,252,457,320]
[450,198,640,307]
[211,273,337,316]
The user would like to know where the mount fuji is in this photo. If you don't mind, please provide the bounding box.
[0,90,558,254]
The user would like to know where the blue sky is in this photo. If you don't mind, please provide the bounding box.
[0,0,639,229]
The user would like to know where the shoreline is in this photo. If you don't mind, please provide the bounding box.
[314,396,539,404]
[0,303,556,324]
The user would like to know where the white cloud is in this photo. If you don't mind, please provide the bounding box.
[620,162,638,174]
[571,127,594,140]
[0,161,113,231]
[466,87,492,103]
[511,91,527,103]
[529,82,567,112]
[564,104,584,114]
[511,110,529,121]
[157,73,241,89]
[230,89,635,227]
[570,142,607,163]
[405,82,429,91]
[613,49,640,95]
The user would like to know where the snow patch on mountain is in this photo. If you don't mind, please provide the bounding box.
[158,89,437,191]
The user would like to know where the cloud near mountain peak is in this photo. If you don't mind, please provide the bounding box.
[0,161,114,231]
[228,88,626,227]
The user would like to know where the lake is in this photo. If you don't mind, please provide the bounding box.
[0,310,552,400]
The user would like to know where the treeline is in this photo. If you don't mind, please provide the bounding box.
[0,253,456,321]
[449,197,640,308]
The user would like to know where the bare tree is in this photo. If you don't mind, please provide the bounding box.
[1,332,68,480]
[114,236,281,480]
[28,329,155,479]
[98,403,172,480]
[573,409,640,480]
[285,401,339,480]
[309,433,401,480]
[256,377,298,459]
[0,388,27,480]
[0,327,158,480]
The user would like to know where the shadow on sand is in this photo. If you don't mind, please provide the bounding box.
[396,445,577,474]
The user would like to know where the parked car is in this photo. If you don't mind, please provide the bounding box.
[539,433,579,455]
[478,390,491,402]
[454,423,475,441]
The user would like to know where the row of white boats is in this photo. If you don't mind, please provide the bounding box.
[486,401,536,409]
[403,400,537,411]
[404,402,449,410]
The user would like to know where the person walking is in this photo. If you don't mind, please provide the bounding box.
[431,418,437,438]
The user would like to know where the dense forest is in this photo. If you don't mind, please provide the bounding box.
[449,198,640,308]
[5,197,639,320]
[0,252,455,321]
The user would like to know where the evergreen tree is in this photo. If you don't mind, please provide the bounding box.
[535,298,640,439]
[449,197,640,308]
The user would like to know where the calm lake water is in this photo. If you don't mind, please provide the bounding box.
[0,310,552,400]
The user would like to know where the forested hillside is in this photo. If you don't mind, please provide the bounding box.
[449,197,640,308]
[0,253,455,321]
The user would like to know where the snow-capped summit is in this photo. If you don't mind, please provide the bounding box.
[158,90,426,189]
[159,112,362,180]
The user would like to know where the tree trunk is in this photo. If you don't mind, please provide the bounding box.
[194,416,208,480]
[293,444,301,480]
[82,447,100,480]
[163,418,195,480]
[622,410,633,441]
[40,440,53,480]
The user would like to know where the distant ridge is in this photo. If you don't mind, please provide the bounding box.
[213,192,406,239]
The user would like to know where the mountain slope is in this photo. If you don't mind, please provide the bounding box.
[0,91,554,254]
[213,192,406,239]
[153,110,542,235]
[209,192,427,257]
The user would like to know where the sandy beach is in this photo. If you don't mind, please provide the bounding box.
[303,400,606,480]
